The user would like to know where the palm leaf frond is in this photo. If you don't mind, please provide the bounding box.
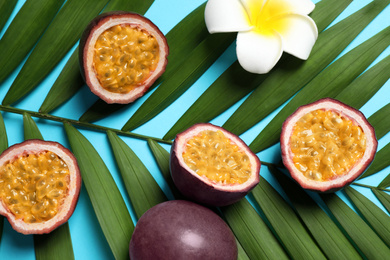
[107,131,167,218]
[2,0,110,105]
[64,123,133,260]
[270,166,361,259]
[251,178,326,259]
[320,193,390,258]
[0,0,64,83]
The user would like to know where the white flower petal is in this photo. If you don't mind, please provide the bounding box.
[239,0,267,24]
[205,0,252,33]
[236,30,283,74]
[268,0,315,16]
[272,14,318,60]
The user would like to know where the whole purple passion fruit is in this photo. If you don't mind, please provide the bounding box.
[170,123,260,206]
[0,140,81,234]
[281,98,377,192]
[79,11,169,104]
[129,200,237,260]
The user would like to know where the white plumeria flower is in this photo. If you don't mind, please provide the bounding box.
[205,0,318,74]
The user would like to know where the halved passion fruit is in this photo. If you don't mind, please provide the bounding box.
[79,11,169,104]
[170,123,260,206]
[281,98,377,192]
[0,140,81,234]
[129,200,238,260]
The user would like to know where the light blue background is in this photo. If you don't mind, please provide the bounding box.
[0,0,389,259]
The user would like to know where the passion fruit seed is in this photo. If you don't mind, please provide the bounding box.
[0,151,70,223]
[291,109,366,182]
[183,130,251,184]
[93,24,159,94]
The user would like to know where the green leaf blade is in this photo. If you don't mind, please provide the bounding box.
[270,167,362,260]
[249,26,390,153]
[368,103,390,140]
[0,0,64,83]
[221,199,289,260]
[0,0,16,33]
[321,193,390,259]
[372,188,390,213]
[251,178,326,259]
[344,186,390,247]
[107,131,167,219]
[39,0,155,113]
[23,113,43,140]
[79,3,210,122]
[378,173,390,189]
[361,142,390,179]
[122,32,235,131]
[34,225,75,260]
[147,139,183,199]
[2,0,109,105]
[64,123,133,260]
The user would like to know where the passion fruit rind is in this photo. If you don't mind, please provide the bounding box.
[0,140,82,234]
[281,98,377,192]
[170,123,260,206]
[79,11,169,104]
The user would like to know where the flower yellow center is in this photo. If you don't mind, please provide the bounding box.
[247,0,291,35]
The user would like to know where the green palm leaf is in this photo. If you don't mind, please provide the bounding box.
[251,178,326,259]
[0,112,7,242]
[320,193,390,258]
[34,225,75,260]
[0,0,64,83]
[368,102,390,140]
[249,27,390,153]
[344,186,390,247]
[372,188,390,213]
[222,0,386,136]
[23,114,75,260]
[39,0,155,113]
[0,0,16,32]
[270,166,361,259]
[147,139,183,199]
[107,131,167,218]
[64,123,133,260]
[79,3,210,122]
[2,0,109,105]
[378,173,390,189]
[23,113,43,140]
[122,32,236,131]
[221,199,289,259]
[360,142,390,179]
[163,0,378,140]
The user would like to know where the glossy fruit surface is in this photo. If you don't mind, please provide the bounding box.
[129,200,237,260]
[170,123,260,206]
[281,98,377,192]
[79,11,168,104]
[0,140,81,234]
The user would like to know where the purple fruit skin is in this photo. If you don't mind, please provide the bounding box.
[129,200,237,260]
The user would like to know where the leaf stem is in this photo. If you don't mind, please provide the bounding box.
[352,183,390,192]
[0,105,173,144]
